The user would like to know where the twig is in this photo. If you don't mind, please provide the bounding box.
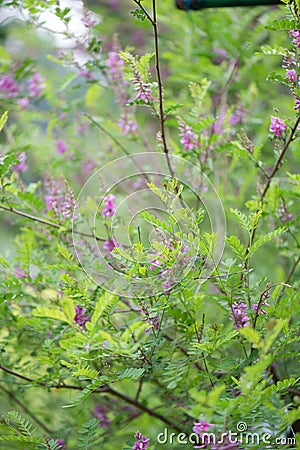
[133,0,175,179]
[276,255,300,301]
[0,204,106,242]
[253,283,292,329]
[0,365,184,433]
[194,270,247,280]
[105,385,184,433]
[0,385,52,435]
[285,254,300,285]
[83,113,152,185]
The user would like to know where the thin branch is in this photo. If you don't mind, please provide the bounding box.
[0,365,84,390]
[194,270,247,280]
[0,204,106,242]
[133,0,175,180]
[105,385,184,433]
[253,283,292,329]
[83,113,152,185]
[0,365,184,433]
[0,385,52,435]
[151,0,174,175]
[83,113,131,156]
[276,255,300,301]
[285,254,300,285]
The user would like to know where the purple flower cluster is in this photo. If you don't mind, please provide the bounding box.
[102,194,116,218]
[28,72,45,97]
[291,30,300,48]
[0,75,18,97]
[230,301,250,329]
[212,47,228,65]
[81,9,97,28]
[44,177,78,220]
[278,202,294,223]
[106,41,137,136]
[294,98,300,110]
[107,50,125,82]
[103,238,119,253]
[55,439,66,449]
[193,420,214,449]
[0,70,45,108]
[14,267,28,279]
[74,305,91,328]
[56,139,68,155]
[133,432,150,450]
[269,116,286,138]
[93,405,112,429]
[134,78,155,104]
[13,152,28,173]
[286,68,297,83]
[282,36,300,109]
[193,420,241,449]
[118,115,137,135]
[178,117,200,151]
[193,420,214,434]
[124,54,154,105]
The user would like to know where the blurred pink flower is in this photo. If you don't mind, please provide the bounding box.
[56,139,68,154]
[13,152,28,173]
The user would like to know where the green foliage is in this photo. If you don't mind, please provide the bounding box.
[0,0,299,449]
[77,419,100,449]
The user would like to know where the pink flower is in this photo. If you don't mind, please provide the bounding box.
[55,439,66,449]
[212,48,227,65]
[133,432,150,450]
[291,30,300,47]
[103,238,118,253]
[269,116,286,137]
[14,268,28,279]
[193,420,214,449]
[44,177,78,220]
[107,51,124,77]
[193,420,214,434]
[74,305,91,328]
[81,12,97,28]
[118,116,137,135]
[294,98,300,110]
[93,405,112,429]
[77,70,94,80]
[149,259,160,270]
[56,139,68,154]
[230,301,250,329]
[178,117,200,151]
[28,72,45,97]
[134,81,155,103]
[75,122,89,136]
[102,194,116,218]
[286,69,297,83]
[18,98,30,110]
[81,159,95,176]
[229,109,244,125]
[0,75,18,97]
[13,152,28,173]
